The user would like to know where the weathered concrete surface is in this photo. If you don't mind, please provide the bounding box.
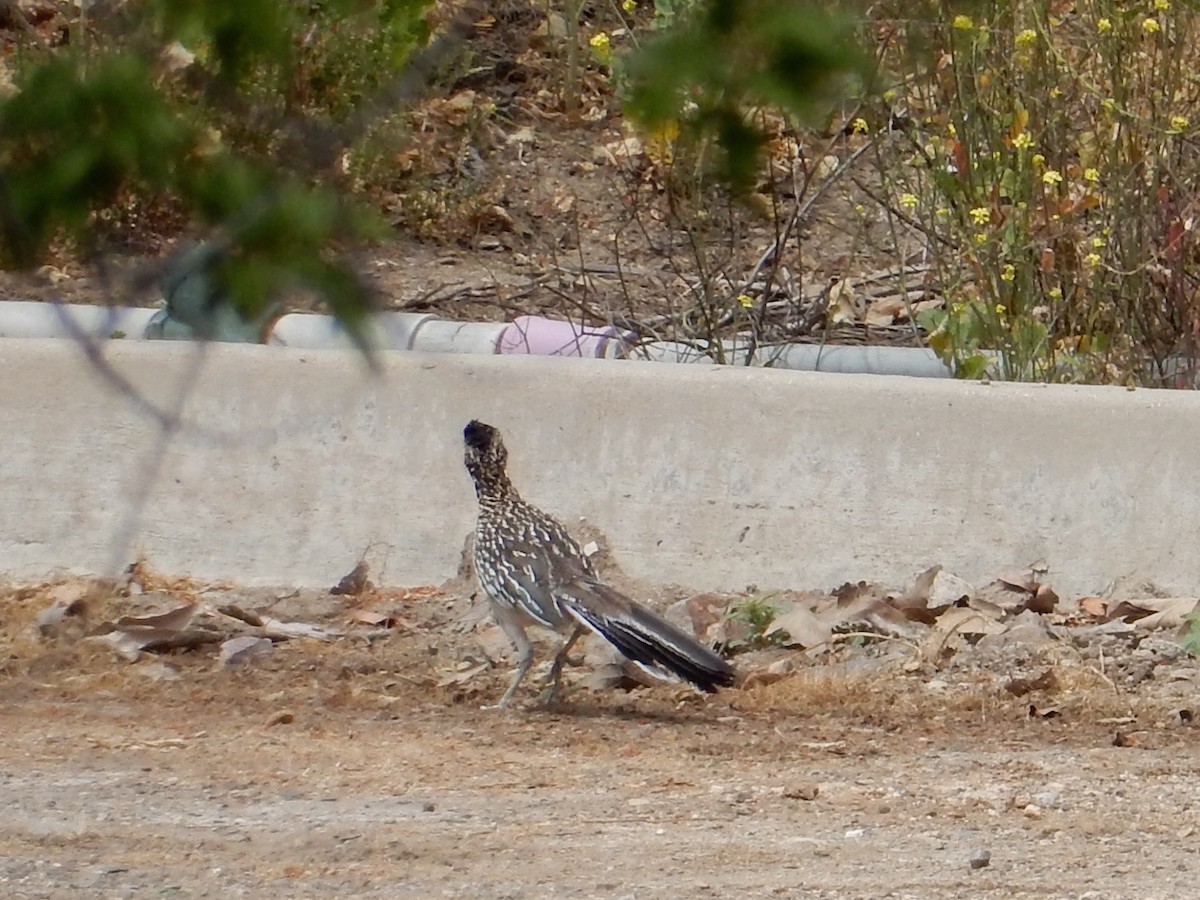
[2,337,1198,596]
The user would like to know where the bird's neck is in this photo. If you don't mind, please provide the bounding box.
[474,473,519,510]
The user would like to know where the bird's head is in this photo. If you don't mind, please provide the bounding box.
[463,420,509,491]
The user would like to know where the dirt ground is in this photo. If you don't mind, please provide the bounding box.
[3,578,1199,900]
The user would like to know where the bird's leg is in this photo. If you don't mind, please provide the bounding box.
[540,625,586,704]
[485,603,535,709]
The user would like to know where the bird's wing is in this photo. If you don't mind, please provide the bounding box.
[486,518,595,628]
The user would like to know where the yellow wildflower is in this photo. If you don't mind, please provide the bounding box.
[974,232,987,244]
[850,117,869,134]
[1016,29,1037,49]
[622,0,637,11]
[1084,168,1100,183]
[995,303,1007,314]
[1084,253,1101,267]
[1101,98,1116,114]
[900,193,919,209]
[1049,287,1063,300]
[969,206,991,225]
[589,31,612,65]
[1012,132,1034,150]
[1170,115,1189,133]
[1155,0,1170,10]
[1092,237,1105,248]
[1042,169,1063,185]
[1143,18,1160,34]
[1097,18,1112,34]
[953,15,974,30]
[737,294,754,309]
[1000,264,1016,283]
[1031,153,1046,167]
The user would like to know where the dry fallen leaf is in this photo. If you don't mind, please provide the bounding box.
[1028,583,1060,615]
[259,618,341,642]
[1107,597,1199,630]
[347,609,393,627]
[1004,669,1058,697]
[1112,730,1146,748]
[331,560,371,597]
[436,662,489,687]
[863,296,906,326]
[114,604,197,632]
[767,604,832,649]
[997,566,1040,593]
[826,278,861,325]
[896,567,977,621]
[892,567,941,623]
[89,602,217,661]
[932,606,1006,636]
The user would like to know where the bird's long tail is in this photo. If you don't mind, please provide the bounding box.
[554,578,737,693]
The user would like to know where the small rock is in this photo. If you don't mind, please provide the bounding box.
[1023,804,1043,819]
[218,636,273,668]
[1140,637,1187,660]
[977,617,1057,651]
[265,710,295,727]
[766,658,794,676]
[929,570,977,607]
[782,785,819,801]
[813,154,840,180]
[545,11,567,38]
[969,849,991,870]
[506,126,535,146]
[138,661,182,682]
[843,827,870,840]
[665,593,731,643]
[1032,790,1063,810]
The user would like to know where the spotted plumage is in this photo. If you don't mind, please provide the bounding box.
[463,419,737,708]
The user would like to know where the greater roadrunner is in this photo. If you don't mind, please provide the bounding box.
[463,419,736,707]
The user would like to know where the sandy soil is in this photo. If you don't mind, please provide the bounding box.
[3,579,1199,900]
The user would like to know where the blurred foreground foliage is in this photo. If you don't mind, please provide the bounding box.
[0,0,431,339]
[0,0,860,341]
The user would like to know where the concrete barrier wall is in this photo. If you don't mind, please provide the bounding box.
[2,337,1199,596]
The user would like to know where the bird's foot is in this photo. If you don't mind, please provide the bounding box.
[535,680,579,708]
